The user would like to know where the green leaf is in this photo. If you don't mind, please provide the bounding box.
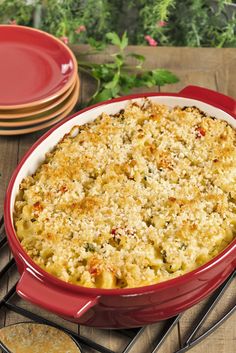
[128,53,145,63]
[151,69,179,86]
[120,73,136,89]
[87,38,106,51]
[104,72,120,89]
[92,88,113,103]
[143,80,156,88]
[120,31,128,50]
[136,72,156,87]
[91,65,110,79]
[114,54,124,67]
[106,32,121,47]
[105,63,117,69]
[119,85,131,94]
[111,85,120,97]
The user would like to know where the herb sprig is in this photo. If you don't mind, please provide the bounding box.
[79,32,179,104]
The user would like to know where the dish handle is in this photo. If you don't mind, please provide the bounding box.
[17,269,99,319]
[179,85,236,116]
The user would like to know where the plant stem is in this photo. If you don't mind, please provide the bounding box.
[192,23,201,47]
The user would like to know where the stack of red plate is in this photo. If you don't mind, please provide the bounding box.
[0,25,79,135]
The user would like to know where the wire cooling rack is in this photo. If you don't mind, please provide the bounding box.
[0,216,235,353]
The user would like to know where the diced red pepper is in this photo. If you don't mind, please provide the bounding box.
[89,258,101,277]
[89,266,101,276]
[59,185,68,193]
[33,201,43,212]
[195,127,206,138]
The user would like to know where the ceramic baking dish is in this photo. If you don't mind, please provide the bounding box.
[4,85,236,328]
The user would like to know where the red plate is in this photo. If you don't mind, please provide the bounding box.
[0,25,77,109]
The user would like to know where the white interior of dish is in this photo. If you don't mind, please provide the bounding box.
[10,96,236,224]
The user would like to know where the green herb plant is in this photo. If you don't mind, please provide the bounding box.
[0,0,235,48]
[79,32,179,104]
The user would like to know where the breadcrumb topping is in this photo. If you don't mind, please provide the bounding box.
[14,100,236,288]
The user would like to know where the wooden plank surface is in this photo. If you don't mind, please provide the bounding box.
[0,46,235,353]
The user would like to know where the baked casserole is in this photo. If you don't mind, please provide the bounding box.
[14,100,236,289]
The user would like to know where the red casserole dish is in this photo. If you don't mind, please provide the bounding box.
[4,86,236,328]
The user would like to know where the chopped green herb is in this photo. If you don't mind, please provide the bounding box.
[179,243,187,250]
[85,243,96,252]
[161,249,167,263]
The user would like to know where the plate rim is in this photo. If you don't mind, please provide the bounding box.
[0,77,78,121]
[0,91,78,135]
[0,78,79,128]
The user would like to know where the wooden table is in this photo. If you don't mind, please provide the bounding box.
[0,46,235,353]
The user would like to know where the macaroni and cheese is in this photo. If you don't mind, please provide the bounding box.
[14,100,236,288]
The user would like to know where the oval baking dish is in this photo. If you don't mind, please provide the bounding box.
[4,85,236,328]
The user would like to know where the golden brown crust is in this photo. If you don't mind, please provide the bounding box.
[14,100,236,288]
[0,323,81,353]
